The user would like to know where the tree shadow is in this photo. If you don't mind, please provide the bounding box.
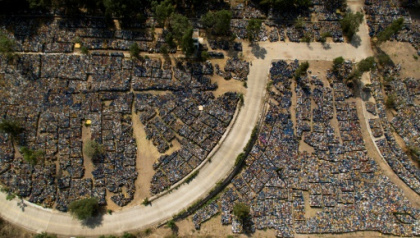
[322,42,331,50]
[361,89,372,101]
[80,206,106,229]
[351,34,362,48]
[251,44,267,59]
[306,42,313,50]
[81,213,104,229]
[17,198,27,212]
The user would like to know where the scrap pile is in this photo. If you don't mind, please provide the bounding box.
[364,0,419,50]
[368,66,420,195]
[143,92,240,194]
[193,60,420,237]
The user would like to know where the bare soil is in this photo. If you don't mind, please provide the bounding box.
[380,41,420,79]
[81,123,94,180]
[211,74,246,98]
[130,110,162,207]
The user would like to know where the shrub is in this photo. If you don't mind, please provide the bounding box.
[129,43,140,58]
[385,93,397,109]
[247,19,262,42]
[377,53,393,66]
[6,193,15,200]
[83,140,105,158]
[142,197,151,206]
[294,61,310,78]
[200,51,209,61]
[340,11,364,39]
[68,198,99,221]
[80,46,89,55]
[20,147,44,165]
[377,18,404,43]
[233,202,250,221]
[160,45,168,55]
[185,170,199,184]
[166,219,177,232]
[121,232,136,238]
[357,57,375,72]
[0,119,24,138]
[0,33,16,60]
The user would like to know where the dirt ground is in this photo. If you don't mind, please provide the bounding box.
[379,41,420,79]
[0,217,32,238]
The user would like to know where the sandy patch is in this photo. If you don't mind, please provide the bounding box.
[81,122,94,180]
[379,41,420,79]
[131,110,162,205]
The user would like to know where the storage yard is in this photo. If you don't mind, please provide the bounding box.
[0,0,419,237]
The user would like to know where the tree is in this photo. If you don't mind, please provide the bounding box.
[180,27,195,56]
[377,52,393,66]
[166,219,178,233]
[333,56,345,71]
[385,93,397,109]
[129,43,140,59]
[294,61,310,78]
[152,0,175,28]
[233,202,250,221]
[169,13,191,43]
[377,18,404,43]
[20,147,44,165]
[68,198,100,221]
[164,32,176,49]
[340,11,364,40]
[168,13,194,56]
[246,19,262,42]
[357,56,375,72]
[0,119,24,138]
[201,10,232,35]
[0,33,16,60]
[83,139,105,158]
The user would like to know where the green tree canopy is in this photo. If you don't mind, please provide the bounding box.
[201,10,232,35]
[246,19,262,42]
[152,0,175,27]
[377,18,404,43]
[168,13,194,56]
[83,139,105,158]
[0,33,16,60]
[233,202,250,221]
[333,56,345,71]
[20,147,44,165]
[169,13,191,42]
[357,56,375,72]
[340,11,364,39]
[0,119,24,137]
[180,27,195,56]
[68,197,100,221]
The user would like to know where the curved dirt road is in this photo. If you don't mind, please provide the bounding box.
[0,2,380,236]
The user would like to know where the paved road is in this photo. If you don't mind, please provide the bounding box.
[0,2,385,236]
